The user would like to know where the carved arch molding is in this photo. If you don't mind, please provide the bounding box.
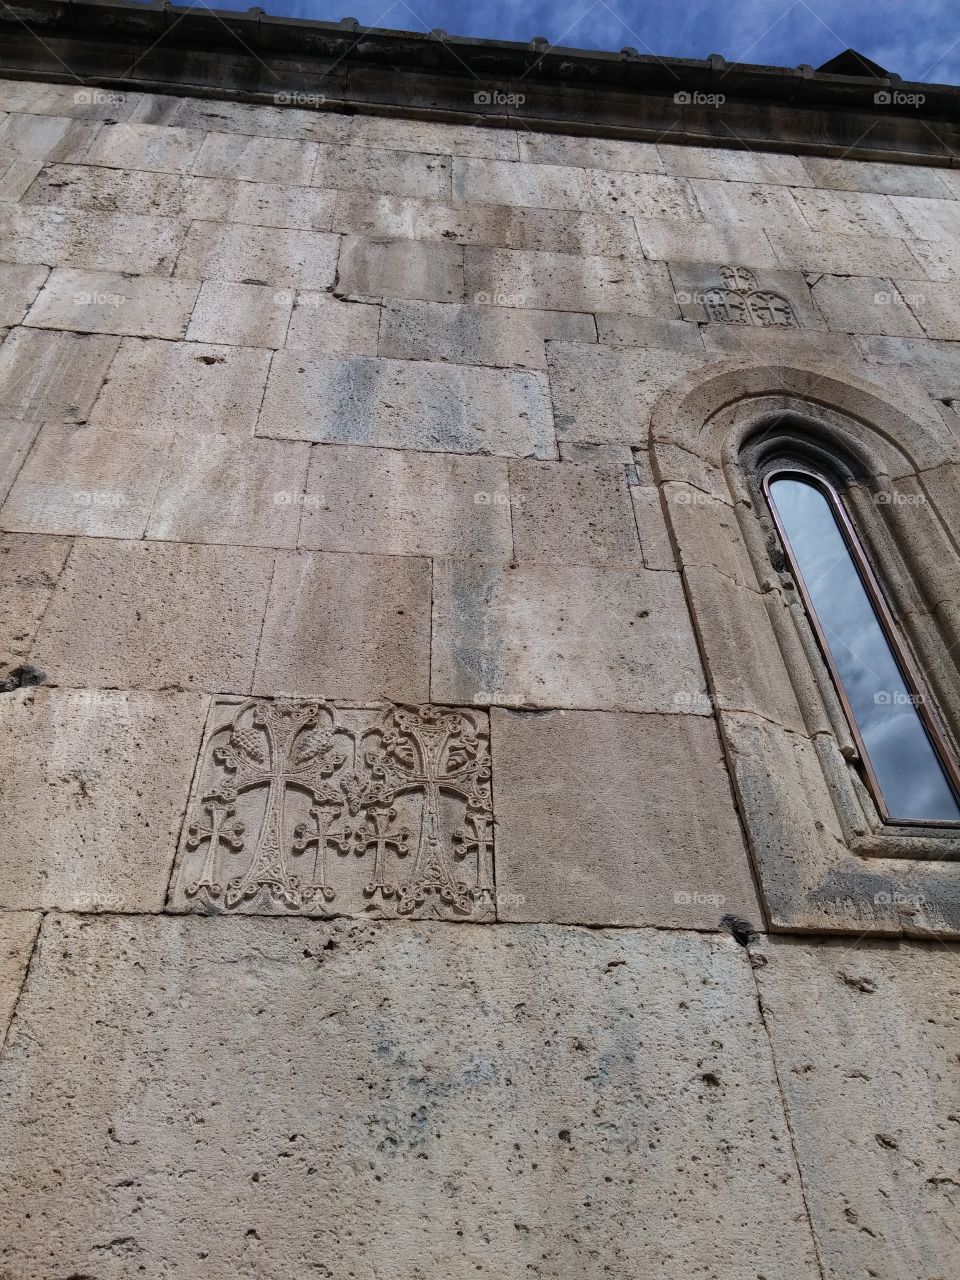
[650,357,960,938]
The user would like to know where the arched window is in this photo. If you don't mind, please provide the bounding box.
[761,462,960,826]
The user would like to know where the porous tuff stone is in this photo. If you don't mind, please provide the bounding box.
[0,329,120,422]
[0,206,187,274]
[336,235,463,304]
[185,280,294,349]
[174,222,339,289]
[169,698,495,921]
[256,353,556,459]
[284,291,380,355]
[431,560,707,711]
[253,550,432,702]
[756,936,960,1280]
[298,445,513,560]
[0,913,821,1280]
[31,539,275,691]
[0,911,40,1043]
[508,459,643,566]
[0,687,206,911]
[0,532,70,678]
[491,707,761,927]
[463,246,678,315]
[23,267,199,339]
[0,263,48,326]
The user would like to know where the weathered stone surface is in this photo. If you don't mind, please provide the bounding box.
[174,222,339,288]
[454,158,697,219]
[898,279,960,340]
[284,291,380,355]
[0,111,98,163]
[253,550,431,701]
[0,81,139,120]
[337,235,463,303]
[799,156,955,197]
[0,155,41,201]
[0,423,168,537]
[350,115,517,159]
[661,482,755,587]
[594,314,703,351]
[146,432,309,548]
[810,275,925,337]
[432,560,707,711]
[689,179,808,232]
[464,246,676,315]
[0,328,119,422]
[332,192,644,256]
[756,935,960,1280]
[0,688,206,911]
[0,913,821,1279]
[134,94,348,143]
[169,698,495,921]
[546,341,705,445]
[888,195,960,241]
[312,143,450,197]
[518,132,662,172]
[633,217,780,266]
[192,131,318,184]
[185,280,293,348]
[257,352,556,459]
[32,539,275,691]
[0,419,39,506]
[298,445,513,559]
[0,263,47,325]
[0,206,187,273]
[630,484,676,571]
[906,237,960,282]
[767,228,925,275]
[491,707,761,927]
[508,459,641,566]
[661,144,808,185]
[855,334,960,398]
[790,187,912,238]
[82,121,205,172]
[379,299,594,369]
[0,911,39,1043]
[24,267,199,338]
[0,531,70,677]
[669,262,824,329]
[699,323,858,360]
[89,339,272,437]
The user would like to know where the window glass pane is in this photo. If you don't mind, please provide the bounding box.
[768,476,960,823]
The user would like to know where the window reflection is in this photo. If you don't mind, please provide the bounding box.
[768,475,960,824]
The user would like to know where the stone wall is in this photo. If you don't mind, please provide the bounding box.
[0,76,959,1278]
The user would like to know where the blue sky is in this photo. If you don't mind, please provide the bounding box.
[200,0,960,84]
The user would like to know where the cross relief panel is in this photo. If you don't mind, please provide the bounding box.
[168,699,495,921]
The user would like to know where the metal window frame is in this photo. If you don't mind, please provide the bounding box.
[762,465,960,829]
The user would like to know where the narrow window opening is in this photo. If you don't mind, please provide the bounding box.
[764,469,960,826]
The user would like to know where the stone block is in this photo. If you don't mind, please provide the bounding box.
[590,170,700,220]
[0,112,99,163]
[508,459,641,566]
[0,155,41,201]
[284,291,380,355]
[135,95,349,144]
[253,550,431,701]
[32,539,275,692]
[855,335,960,398]
[890,195,960,241]
[0,687,206,912]
[192,131,318,184]
[491,707,761,927]
[772,228,927,277]
[546,341,705,446]
[661,482,755,587]
[185,280,294,348]
[0,531,70,678]
[350,115,518,159]
[633,217,780,266]
[699,323,857,360]
[168,697,495,921]
[298,445,513,559]
[337,235,463,303]
[630,485,676,571]
[89,339,272,437]
[3,81,139,121]
[689,179,808,233]
[431,560,707,712]
[312,143,450,197]
[0,207,187,274]
[0,263,47,325]
[0,419,38,506]
[595,314,703,351]
[0,911,39,1043]
[332,192,644,257]
[799,156,956,197]
[897,280,960,340]
[0,329,120,422]
[790,187,911,238]
[256,352,556,459]
[810,275,925,337]
[559,442,635,463]
[756,936,960,1280]
[0,913,821,1279]
[669,262,824,329]
[463,246,677,315]
[905,237,960,282]
[174,222,339,289]
[379,300,594,369]
[24,267,199,338]
[518,132,663,172]
[0,423,168,538]
[146,432,309,548]
[82,122,205,172]
[453,156,596,210]
[660,144,808,185]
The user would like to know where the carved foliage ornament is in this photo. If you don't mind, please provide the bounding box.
[704,266,799,328]
[172,699,494,921]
